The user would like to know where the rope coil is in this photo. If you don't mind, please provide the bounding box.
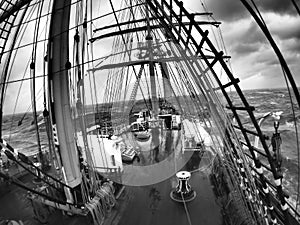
[85,182,116,225]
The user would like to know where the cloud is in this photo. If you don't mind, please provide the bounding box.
[204,0,246,22]
[239,69,286,90]
[256,49,279,66]
[220,18,266,58]
[257,0,297,15]
[266,13,300,41]
[204,0,298,22]
[232,43,260,55]
[241,21,267,44]
[285,39,300,54]
[202,0,300,90]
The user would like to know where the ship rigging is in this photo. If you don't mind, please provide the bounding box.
[0,0,300,225]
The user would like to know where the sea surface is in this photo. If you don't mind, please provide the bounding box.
[1,88,300,211]
[230,88,300,211]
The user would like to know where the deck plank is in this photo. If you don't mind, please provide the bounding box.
[110,171,222,225]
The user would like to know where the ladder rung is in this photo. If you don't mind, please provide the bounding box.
[222,78,240,89]
[233,125,268,139]
[196,30,209,55]
[211,78,240,92]
[226,105,255,111]
[5,0,14,5]
[4,20,13,25]
[0,28,9,33]
[240,141,268,158]
[208,51,224,68]
[233,125,258,135]
[244,153,272,172]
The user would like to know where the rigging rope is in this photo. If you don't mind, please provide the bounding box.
[0,2,34,136]
[2,0,297,223]
[85,181,116,225]
[290,0,300,15]
[282,66,300,215]
[30,0,45,167]
[181,192,193,225]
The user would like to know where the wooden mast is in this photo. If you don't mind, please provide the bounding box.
[145,2,159,117]
[47,0,82,190]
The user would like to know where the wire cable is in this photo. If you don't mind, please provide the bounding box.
[282,66,300,215]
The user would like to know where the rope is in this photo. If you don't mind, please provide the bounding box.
[282,67,300,214]
[181,192,193,225]
[1,3,37,138]
[30,0,45,165]
[290,0,300,15]
[8,86,44,141]
[161,2,265,220]
[85,182,116,225]
[249,0,267,27]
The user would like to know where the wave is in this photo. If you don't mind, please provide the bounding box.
[282,157,299,177]
[255,91,273,95]
[2,89,300,195]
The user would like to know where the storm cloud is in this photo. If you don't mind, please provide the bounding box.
[201,0,300,89]
[205,0,299,22]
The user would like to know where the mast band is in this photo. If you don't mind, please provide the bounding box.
[256,167,263,174]
[281,203,288,211]
[263,186,269,193]
[274,178,281,186]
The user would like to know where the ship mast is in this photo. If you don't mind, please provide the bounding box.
[145,2,159,117]
[47,0,82,191]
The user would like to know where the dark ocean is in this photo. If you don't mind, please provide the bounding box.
[230,88,300,210]
[1,88,300,210]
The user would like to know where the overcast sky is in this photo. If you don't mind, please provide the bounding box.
[185,0,300,90]
[2,0,300,114]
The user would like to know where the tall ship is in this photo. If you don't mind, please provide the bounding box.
[0,0,300,224]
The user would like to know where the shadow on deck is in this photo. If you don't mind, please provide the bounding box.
[105,170,223,225]
[0,129,222,225]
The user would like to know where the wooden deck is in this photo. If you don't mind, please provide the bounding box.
[0,129,222,225]
[104,170,222,225]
